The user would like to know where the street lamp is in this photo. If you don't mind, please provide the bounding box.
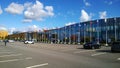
[42,33,43,43]
[90,22,92,42]
[84,24,86,44]
[114,18,117,41]
[57,28,59,44]
[55,30,57,44]
[74,24,76,44]
[69,25,71,44]
[64,26,66,44]
[62,28,64,44]
[105,18,108,46]
[78,23,81,44]
[97,20,99,44]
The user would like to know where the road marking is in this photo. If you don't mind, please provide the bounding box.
[0,50,11,52]
[0,54,22,57]
[25,57,33,60]
[61,49,76,52]
[91,52,106,56]
[74,50,95,53]
[0,52,13,54]
[0,57,32,63]
[117,58,120,60]
[26,63,48,68]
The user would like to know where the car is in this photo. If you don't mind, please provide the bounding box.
[24,40,34,44]
[83,42,101,49]
[111,41,120,52]
[8,40,14,43]
[0,40,3,42]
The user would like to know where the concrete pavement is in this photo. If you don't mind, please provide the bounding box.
[0,42,120,68]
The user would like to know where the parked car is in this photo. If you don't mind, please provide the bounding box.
[0,40,3,42]
[111,41,120,52]
[8,40,14,43]
[83,42,101,49]
[24,40,34,44]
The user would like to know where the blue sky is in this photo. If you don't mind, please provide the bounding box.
[0,0,120,34]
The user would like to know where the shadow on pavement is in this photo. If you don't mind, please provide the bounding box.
[76,47,94,50]
[96,50,120,53]
[96,50,111,53]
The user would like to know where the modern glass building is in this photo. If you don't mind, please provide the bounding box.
[38,17,120,44]
[7,17,120,45]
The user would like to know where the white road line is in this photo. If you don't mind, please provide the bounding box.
[117,58,120,60]
[0,50,11,52]
[25,57,32,60]
[74,50,95,53]
[61,49,75,52]
[0,59,20,63]
[26,63,48,68]
[0,54,22,57]
[91,53,106,56]
[0,57,32,63]
[0,52,13,54]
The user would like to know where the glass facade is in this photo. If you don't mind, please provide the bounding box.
[9,17,120,44]
[37,17,120,44]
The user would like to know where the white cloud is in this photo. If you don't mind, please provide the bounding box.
[105,1,113,5]
[99,11,107,19]
[0,6,3,14]
[5,2,24,14]
[85,2,91,6]
[80,9,91,22]
[0,26,7,31]
[8,28,16,34]
[22,19,32,23]
[8,25,41,34]
[109,1,113,5]
[45,6,54,16]
[83,0,91,6]
[27,25,40,32]
[65,22,75,26]
[24,2,32,8]
[4,0,54,23]
[24,0,54,22]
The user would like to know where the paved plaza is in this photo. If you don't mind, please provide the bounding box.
[0,42,120,68]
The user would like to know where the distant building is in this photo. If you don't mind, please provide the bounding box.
[7,32,38,41]
[0,30,8,40]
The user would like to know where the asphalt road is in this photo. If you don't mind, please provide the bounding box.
[0,42,120,68]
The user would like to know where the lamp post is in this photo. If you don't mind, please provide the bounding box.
[84,24,86,44]
[78,23,81,44]
[57,28,59,44]
[42,33,43,43]
[64,26,66,44]
[74,24,76,44]
[55,30,57,44]
[62,28,64,44]
[69,25,71,44]
[105,19,108,46]
[114,18,117,41]
[50,29,53,44]
[90,22,92,42]
[97,20,100,44]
